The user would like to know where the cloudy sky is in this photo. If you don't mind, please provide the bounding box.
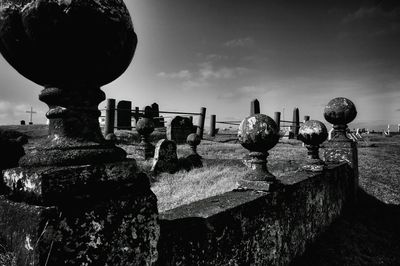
[1,0,399,130]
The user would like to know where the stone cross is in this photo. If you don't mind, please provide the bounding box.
[25,106,36,124]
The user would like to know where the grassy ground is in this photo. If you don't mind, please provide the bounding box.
[2,125,400,264]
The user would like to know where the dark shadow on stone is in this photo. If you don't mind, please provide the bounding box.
[291,188,400,266]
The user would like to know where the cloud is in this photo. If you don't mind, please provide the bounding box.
[342,6,400,23]
[198,62,248,80]
[396,109,400,112]
[224,37,255,48]
[158,62,251,91]
[157,70,192,79]
[218,86,266,101]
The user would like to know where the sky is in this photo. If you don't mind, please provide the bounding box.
[0,0,399,130]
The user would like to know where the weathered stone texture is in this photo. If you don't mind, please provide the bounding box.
[166,116,194,144]
[0,160,160,265]
[151,139,179,175]
[157,164,354,266]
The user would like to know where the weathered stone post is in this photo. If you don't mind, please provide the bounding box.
[136,117,155,160]
[323,97,358,200]
[238,114,281,191]
[151,102,160,127]
[104,98,116,136]
[298,120,328,172]
[196,107,207,139]
[292,107,300,138]
[209,114,216,137]
[0,1,159,265]
[274,111,281,130]
[304,115,310,122]
[250,99,260,116]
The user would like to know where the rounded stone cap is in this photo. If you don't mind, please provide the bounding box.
[136,118,155,136]
[298,120,328,146]
[238,114,279,152]
[187,133,201,146]
[0,0,137,88]
[324,97,357,125]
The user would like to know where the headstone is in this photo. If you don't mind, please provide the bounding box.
[20,120,25,125]
[151,103,160,127]
[144,105,153,118]
[104,98,116,135]
[250,99,260,116]
[274,112,281,130]
[167,116,194,144]
[151,139,179,175]
[116,100,132,130]
[291,107,300,139]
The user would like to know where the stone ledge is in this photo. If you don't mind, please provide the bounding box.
[157,163,353,266]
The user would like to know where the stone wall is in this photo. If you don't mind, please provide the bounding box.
[156,163,354,266]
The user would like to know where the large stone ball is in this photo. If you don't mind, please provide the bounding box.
[238,114,279,152]
[0,0,137,88]
[324,97,357,125]
[298,120,328,146]
[136,117,154,136]
[186,133,201,146]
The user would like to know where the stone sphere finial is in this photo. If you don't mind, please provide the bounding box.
[237,114,281,191]
[238,114,279,153]
[136,118,155,137]
[0,0,136,88]
[0,0,136,166]
[185,133,202,168]
[324,97,357,126]
[187,133,201,148]
[298,120,328,146]
[298,120,328,171]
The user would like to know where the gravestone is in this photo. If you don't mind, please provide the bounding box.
[250,99,260,116]
[291,107,300,139]
[151,139,179,175]
[116,100,132,130]
[144,105,153,118]
[167,116,194,144]
[151,103,161,127]
[20,120,25,125]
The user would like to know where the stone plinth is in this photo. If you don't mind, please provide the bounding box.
[1,161,159,265]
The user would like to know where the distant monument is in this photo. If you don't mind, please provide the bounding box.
[25,106,36,125]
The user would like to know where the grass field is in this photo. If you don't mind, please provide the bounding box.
[2,125,400,264]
